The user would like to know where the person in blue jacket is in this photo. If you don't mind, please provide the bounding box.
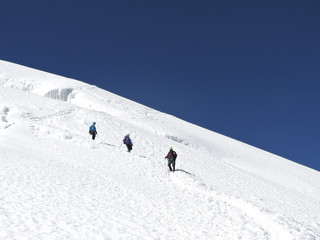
[89,122,97,140]
[123,134,133,152]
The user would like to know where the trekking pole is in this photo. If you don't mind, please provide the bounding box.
[119,143,123,149]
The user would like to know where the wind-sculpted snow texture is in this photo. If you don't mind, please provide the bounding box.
[0,60,319,239]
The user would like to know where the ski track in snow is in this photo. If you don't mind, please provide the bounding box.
[1,61,320,240]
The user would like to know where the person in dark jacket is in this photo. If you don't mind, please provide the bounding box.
[89,122,97,140]
[165,147,177,172]
[123,134,133,152]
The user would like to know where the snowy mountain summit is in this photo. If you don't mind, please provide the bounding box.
[0,59,319,240]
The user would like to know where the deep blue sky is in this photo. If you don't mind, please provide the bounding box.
[1,1,319,171]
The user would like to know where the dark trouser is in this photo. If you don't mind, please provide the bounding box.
[126,144,132,152]
[91,133,96,140]
[168,160,176,172]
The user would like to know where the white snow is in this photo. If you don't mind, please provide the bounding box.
[1,59,319,239]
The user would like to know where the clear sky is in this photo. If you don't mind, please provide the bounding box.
[1,1,319,171]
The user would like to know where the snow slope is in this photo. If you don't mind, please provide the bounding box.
[0,59,319,239]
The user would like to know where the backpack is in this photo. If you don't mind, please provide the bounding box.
[89,125,95,134]
[167,150,177,161]
[123,136,132,145]
[172,151,177,160]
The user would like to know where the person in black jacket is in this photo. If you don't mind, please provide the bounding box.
[165,147,177,172]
